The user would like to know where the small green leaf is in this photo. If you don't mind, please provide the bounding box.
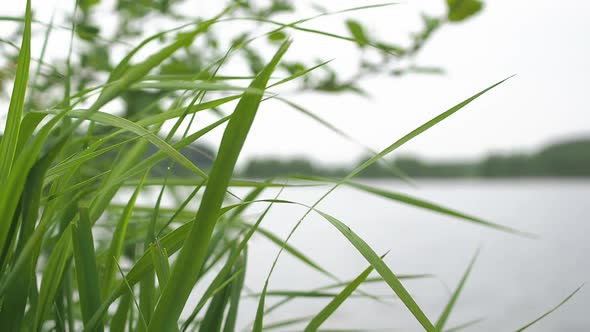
[79,0,100,13]
[447,0,484,22]
[76,23,100,41]
[268,31,287,43]
[346,19,370,47]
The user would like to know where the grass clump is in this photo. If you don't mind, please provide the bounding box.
[0,1,581,331]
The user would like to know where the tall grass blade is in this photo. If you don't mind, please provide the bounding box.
[198,256,235,332]
[0,0,31,180]
[238,222,334,277]
[0,111,70,295]
[15,112,46,157]
[316,210,435,331]
[350,76,513,179]
[89,13,225,112]
[222,251,247,332]
[72,206,103,331]
[183,192,284,331]
[43,110,209,179]
[101,173,148,298]
[116,260,148,331]
[435,250,479,331]
[147,39,291,332]
[111,294,132,332]
[514,284,584,331]
[304,263,377,331]
[254,77,511,332]
[444,318,484,332]
[253,280,268,332]
[150,240,171,287]
[33,226,74,332]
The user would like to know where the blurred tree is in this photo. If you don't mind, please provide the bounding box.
[2,0,487,109]
[0,0,486,174]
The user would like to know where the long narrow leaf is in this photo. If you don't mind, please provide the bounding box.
[315,211,435,331]
[514,284,584,332]
[72,206,103,331]
[33,226,74,332]
[147,40,291,332]
[304,262,379,332]
[435,250,479,331]
[0,0,31,180]
[101,172,148,298]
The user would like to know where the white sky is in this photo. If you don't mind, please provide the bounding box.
[1,0,589,165]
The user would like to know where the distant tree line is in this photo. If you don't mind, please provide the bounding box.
[240,137,590,178]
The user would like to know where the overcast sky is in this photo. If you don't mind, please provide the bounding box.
[1,0,589,164]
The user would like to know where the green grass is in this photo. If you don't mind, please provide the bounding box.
[0,1,582,331]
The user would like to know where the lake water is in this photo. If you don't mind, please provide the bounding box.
[214,179,590,331]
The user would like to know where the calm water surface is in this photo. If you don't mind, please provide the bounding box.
[178,179,590,331]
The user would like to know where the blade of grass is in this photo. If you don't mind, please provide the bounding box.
[41,109,210,179]
[45,134,146,181]
[89,13,224,113]
[257,290,376,299]
[116,260,148,331]
[350,77,514,179]
[129,178,309,188]
[444,318,484,332]
[33,226,74,332]
[254,76,513,332]
[15,112,47,157]
[28,9,55,106]
[43,170,111,203]
[260,274,432,321]
[0,111,70,295]
[139,168,170,328]
[101,172,148,298]
[157,184,203,237]
[181,255,244,331]
[514,284,584,331]
[435,249,479,331]
[114,116,230,184]
[222,250,247,332]
[111,293,132,332]
[85,195,394,331]
[197,251,236,332]
[304,262,378,332]
[150,240,171,287]
[72,205,103,331]
[253,280,268,332]
[237,222,334,278]
[277,98,412,183]
[349,181,529,236]
[147,39,292,332]
[0,0,31,180]
[315,210,435,331]
[264,316,313,330]
[297,177,528,236]
[183,188,286,331]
